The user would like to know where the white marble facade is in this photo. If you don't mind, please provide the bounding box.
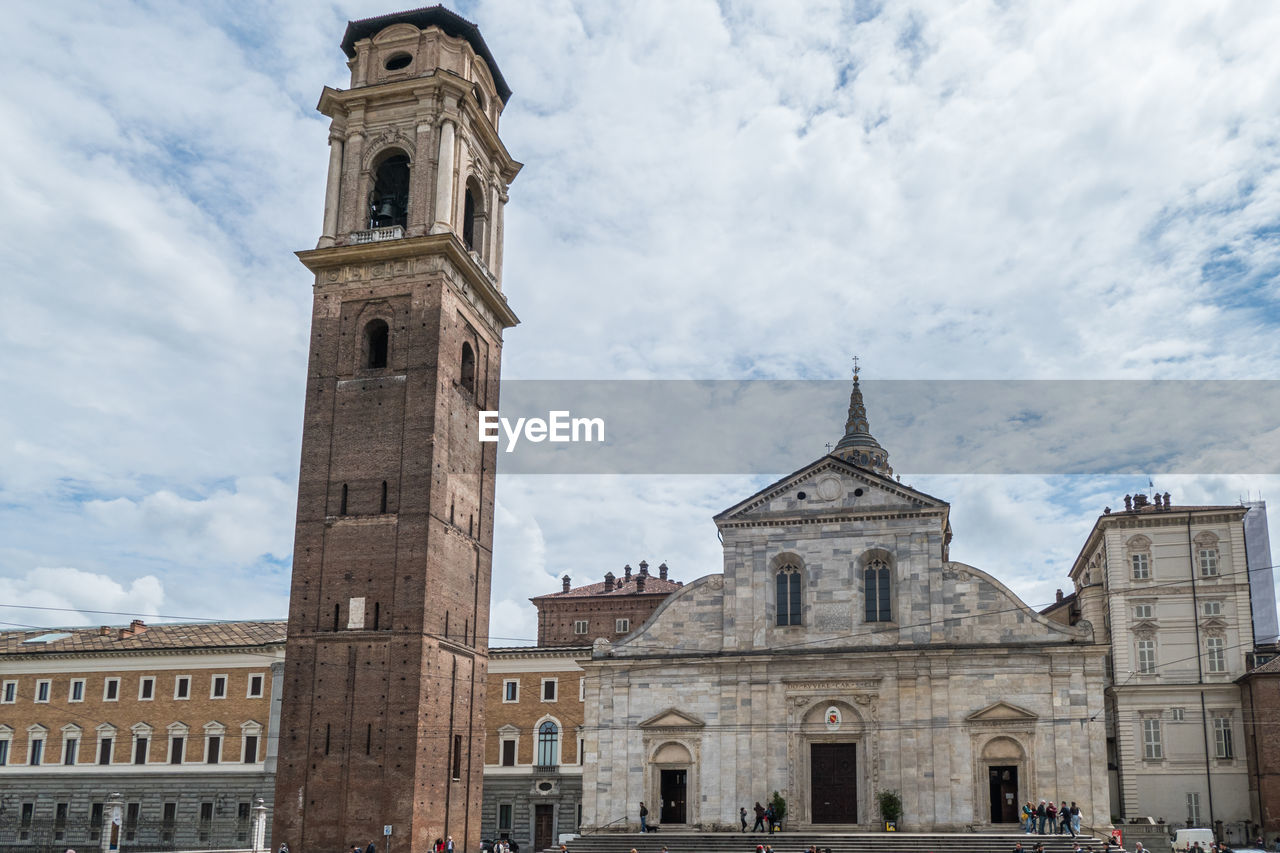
[581,380,1111,832]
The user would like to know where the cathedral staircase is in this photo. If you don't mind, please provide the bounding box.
[553,832,1108,853]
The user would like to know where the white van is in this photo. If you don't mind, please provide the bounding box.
[1172,828,1215,853]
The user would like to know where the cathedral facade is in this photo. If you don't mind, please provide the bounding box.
[581,378,1110,832]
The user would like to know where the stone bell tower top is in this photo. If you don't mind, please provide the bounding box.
[831,364,893,477]
[311,5,521,303]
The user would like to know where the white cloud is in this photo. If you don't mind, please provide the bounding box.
[0,567,165,629]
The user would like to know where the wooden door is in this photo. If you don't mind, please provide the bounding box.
[810,743,857,823]
[534,804,554,851]
[660,768,687,824]
[989,765,1019,823]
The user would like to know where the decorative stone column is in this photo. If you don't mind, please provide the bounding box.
[318,132,345,248]
[102,792,123,853]
[431,119,456,234]
[252,798,269,853]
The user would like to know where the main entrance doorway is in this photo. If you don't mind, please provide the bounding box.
[810,743,857,823]
[988,765,1019,823]
[534,804,554,851]
[660,769,687,824]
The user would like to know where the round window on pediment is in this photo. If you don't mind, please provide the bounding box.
[384,52,412,71]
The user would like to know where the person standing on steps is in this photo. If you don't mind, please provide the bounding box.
[740,807,748,831]
[1036,800,1047,834]
[752,802,766,832]
[639,801,649,833]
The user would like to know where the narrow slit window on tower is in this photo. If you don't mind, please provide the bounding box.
[340,483,348,515]
[461,342,476,394]
[333,603,341,632]
[324,724,330,755]
[864,558,892,622]
[366,723,372,755]
[463,187,478,250]
[364,320,389,370]
[368,154,410,229]
[452,734,463,780]
[380,481,388,513]
[373,602,380,631]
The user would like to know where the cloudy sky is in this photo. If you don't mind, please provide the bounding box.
[1,0,1279,644]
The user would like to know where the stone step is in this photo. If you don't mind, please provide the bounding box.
[547,832,1108,853]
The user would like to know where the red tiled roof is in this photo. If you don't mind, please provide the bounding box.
[0,620,287,656]
[1245,655,1280,675]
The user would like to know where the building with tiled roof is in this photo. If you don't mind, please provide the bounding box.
[1238,647,1280,834]
[0,619,285,850]
[530,560,683,646]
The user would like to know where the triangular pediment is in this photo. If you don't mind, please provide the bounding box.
[966,701,1038,722]
[715,455,948,525]
[1201,617,1228,630]
[638,708,705,729]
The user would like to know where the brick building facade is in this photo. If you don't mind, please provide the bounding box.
[1239,655,1280,837]
[532,561,682,646]
[0,620,284,851]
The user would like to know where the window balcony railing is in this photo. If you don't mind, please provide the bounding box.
[534,763,558,774]
[349,225,404,244]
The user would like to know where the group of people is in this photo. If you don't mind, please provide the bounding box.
[1021,800,1082,836]
[743,802,781,832]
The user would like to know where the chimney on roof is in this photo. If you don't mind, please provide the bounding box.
[638,560,649,575]
[623,564,632,583]
[659,562,668,580]
[1163,491,1171,508]
[1133,493,1149,509]
[562,574,571,593]
[636,572,646,592]
[604,571,615,592]
[1056,589,1064,603]
[1124,494,1133,511]
[130,619,147,634]
[99,625,111,637]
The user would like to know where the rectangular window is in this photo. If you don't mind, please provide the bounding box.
[501,739,516,766]
[103,678,119,701]
[1214,717,1234,758]
[615,618,630,633]
[161,802,177,843]
[69,679,84,702]
[0,740,8,765]
[99,737,113,765]
[578,736,584,764]
[1199,549,1219,577]
[1186,792,1201,825]
[451,734,463,780]
[1170,707,1185,722]
[134,737,148,765]
[1137,639,1157,674]
[64,737,78,765]
[498,803,513,831]
[1143,718,1163,759]
[29,738,43,766]
[1133,604,1154,619]
[20,803,33,840]
[573,620,588,635]
[199,803,214,842]
[124,803,140,842]
[54,803,68,841]
[2,680,16,703]
[542,678,557,701]
[1203,601,1222,617]
[243,734,259,763]
[579,678,585,701]
[174,675,190,699]
[1207,636,1227,673]
[90,803,104,841]
[206,736,221,764]
[210,674,228,699]
[35,679,51,703]
[1131,553,1150,579]
[503,679,519,703]
[247,673,265,698]
[170,736,185,764]
[138,677,154,700]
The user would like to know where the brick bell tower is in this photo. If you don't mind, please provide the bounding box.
[274,8,519,853]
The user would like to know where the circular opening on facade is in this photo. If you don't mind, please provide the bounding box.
[796,491,807,500]
[537,782,553,792]
[854,488,864,496]
[384,52,412,71]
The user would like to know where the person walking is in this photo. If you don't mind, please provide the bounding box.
[764,803,774,833]
[740,807,748,832]
[1070,802,1081,835]
[639,802,649,833]
[446,838,454,853]
[1036,801,1047,835]
[366,841,376,853]
[752,802,766,833]
[1059,802,1073,836]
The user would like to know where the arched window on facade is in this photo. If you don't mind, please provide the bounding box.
[368,153,410,230]
[460,342,476,394]
[864,557,892,622]
[536,720,558,767]
[462,178,485,253]
[775,560,802,626]
[364,320,389,370]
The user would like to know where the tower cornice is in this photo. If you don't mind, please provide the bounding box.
[296,232,520,328]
